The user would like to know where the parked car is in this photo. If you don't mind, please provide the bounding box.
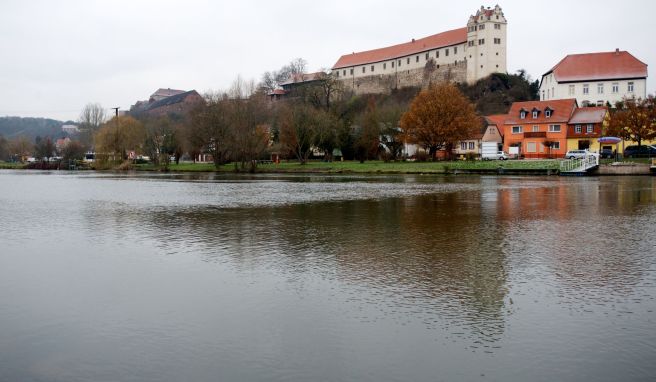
[600,148,614,159]
[623,145,656,158]
[564,149,590,159]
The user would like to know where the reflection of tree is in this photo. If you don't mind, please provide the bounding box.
[85,188,512,343]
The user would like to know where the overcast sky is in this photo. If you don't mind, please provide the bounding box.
[1,0,653,121]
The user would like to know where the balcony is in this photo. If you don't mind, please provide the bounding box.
[524,131,547,138]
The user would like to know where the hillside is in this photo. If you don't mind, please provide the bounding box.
[459,71,540,115]
[0,116,65,140]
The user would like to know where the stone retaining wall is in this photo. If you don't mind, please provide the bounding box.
[340,61,467,95]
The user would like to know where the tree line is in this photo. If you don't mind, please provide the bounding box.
[3,59,653,167]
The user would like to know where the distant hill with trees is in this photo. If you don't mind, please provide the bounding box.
[0,116,66,140]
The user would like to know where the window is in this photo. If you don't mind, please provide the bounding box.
[468,41,474,47]
[494,23,501,29]
[469,142,475,150]
[436,50,439,58]
[494,38,501,44]
[548,124,561,132]
[532,125,539,132]
[479,24,485,30]
[569,85,575,96]
[628,82,634,92]
[587,124,594,133]
[407,58,410,65]
[460,142,467,150]
[532,111,538,118]
[575,125,582,133]
[520,111,526,119]
[343,70,346,76]
[612,83,619,93]
[350,68,354,75]
[547,89,550,99]
[542,90,545,100]
[526,142,537,153]
[583,84,589,95]
[454,47,458,54]
[398,60,401,67]
[416,56,419,63]
[445,49,449,56]
[478,39,485,45]
[512,126,522,134]
[425,53,429,60]
[383,63,386,70]
[597,83,604,94]
[552,141,560,150]
[362,67,366,73]
[336,71,339,77]
[391,61,394,68]
[545,109,552,118]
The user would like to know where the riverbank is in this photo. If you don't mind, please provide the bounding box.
[3,159,653,175]
[133,159,562,174]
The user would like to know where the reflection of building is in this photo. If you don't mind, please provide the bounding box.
[539,50,648,106]
[332,5,507,94]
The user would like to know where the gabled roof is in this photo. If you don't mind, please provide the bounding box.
[505,99,578,125]
[332,27,467,69]
[150,88,186,99]
[568,107,608,124]
[484,114,508,127]
[146,90,201,110]
[280,72,324,86]
[484,114,508,137]
[545,50,648,83]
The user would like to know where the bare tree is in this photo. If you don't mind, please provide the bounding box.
[79,103,106,130]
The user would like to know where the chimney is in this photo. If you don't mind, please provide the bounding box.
[412,38,415,43]
[615,48,620,55]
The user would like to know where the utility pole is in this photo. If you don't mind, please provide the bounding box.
[111,107,120,161]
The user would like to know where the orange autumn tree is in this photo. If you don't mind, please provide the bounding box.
[400,83,479,159]
[607,96,656,147]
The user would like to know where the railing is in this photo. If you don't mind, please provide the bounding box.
[560,154,599,172]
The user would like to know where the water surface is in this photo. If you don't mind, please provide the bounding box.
[0,171,655,381]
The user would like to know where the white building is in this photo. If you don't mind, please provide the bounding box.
[540,50,648,107]
[331,5,507,90]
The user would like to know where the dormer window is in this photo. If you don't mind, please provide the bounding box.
[545,108,553,118]
[532,108,540,119]
[519,108,528,119]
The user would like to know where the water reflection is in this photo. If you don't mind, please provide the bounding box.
[2,171,655,382]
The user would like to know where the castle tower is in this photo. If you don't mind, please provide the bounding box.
[466,5,507,83]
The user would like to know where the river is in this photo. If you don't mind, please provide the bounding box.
[0,171,654,382]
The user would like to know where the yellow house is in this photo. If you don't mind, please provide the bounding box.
[565,107,608,152]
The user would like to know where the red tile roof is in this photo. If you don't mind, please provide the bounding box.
[505,99,578,125]
[568,107,608,124]
[546,50,648,82]
[484,114,507,127]
[332,27,467,69]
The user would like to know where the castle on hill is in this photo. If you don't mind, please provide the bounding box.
[331,5,507,94]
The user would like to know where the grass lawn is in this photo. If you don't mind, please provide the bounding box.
[0,162,26,169]
[133,159,562,174]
